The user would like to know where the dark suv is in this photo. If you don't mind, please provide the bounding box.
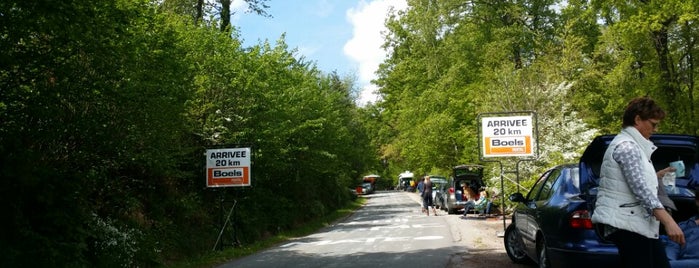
[438,164,486,214]
[504,134,699,267]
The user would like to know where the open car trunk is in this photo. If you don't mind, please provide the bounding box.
[579,134,699,224]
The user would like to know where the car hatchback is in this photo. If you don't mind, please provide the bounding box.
[439,164,485,214]
[504,134,699,268]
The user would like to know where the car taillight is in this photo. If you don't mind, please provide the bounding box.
[448,187,455,194]
[569,210,593,229]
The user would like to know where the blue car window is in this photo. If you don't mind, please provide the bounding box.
[559,167,580,197]
[537,169,560,201]
[527,169,555,201]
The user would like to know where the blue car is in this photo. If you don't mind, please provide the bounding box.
[504,134,699,268]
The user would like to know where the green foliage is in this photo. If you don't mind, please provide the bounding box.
[374,0,699,208]
[3,0,699,266]
[1,0,375,266]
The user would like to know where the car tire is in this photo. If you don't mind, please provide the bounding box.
[446,202,456,214]
[537,238,550,268]
[504,224,534,264]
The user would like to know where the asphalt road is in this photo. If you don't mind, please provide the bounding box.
[218,191,531,268]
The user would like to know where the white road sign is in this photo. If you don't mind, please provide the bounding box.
[206,147,251,187]
[481,115,534,157]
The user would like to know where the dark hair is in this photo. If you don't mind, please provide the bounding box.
[622,97,666,127]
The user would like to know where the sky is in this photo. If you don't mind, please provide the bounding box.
[232,0,408,106]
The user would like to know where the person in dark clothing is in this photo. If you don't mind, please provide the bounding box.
[422,176,437,216]
[417,177,425,213]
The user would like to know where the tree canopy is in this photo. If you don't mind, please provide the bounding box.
[1,0,374,266]
[2,0,699,266]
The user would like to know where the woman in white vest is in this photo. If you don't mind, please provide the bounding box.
[591,97,685,268]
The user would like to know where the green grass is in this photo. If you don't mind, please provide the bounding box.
[171,197,367,268]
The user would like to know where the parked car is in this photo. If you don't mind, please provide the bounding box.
[360,182,374,194]
[427,175,448,209]
[360,174,379,194]
[504,134,699,268]
[439,164,486,214]
[398,171,414,191]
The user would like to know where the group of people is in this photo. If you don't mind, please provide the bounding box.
[461,183,493,218]
[592,96,699,268]
[416,176,493,217]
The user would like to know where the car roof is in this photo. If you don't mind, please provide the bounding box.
[428,176,448,182]
[398,171,414,178]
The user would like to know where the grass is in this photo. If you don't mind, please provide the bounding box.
[171,196,367,268]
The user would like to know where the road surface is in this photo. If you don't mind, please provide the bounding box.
[218,191,531,268]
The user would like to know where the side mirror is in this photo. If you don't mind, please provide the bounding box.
[509,192,525,203]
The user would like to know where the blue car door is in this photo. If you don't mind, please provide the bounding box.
[516,168,560,253]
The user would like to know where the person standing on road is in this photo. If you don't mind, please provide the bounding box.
[417,177,425,213]
[591,96,685,268]
[422,176,437,216]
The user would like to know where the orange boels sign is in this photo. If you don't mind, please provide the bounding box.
[206,148,252,187]
[481,115,534,158]
[483,136,532,155]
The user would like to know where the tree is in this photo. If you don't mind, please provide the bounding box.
[159,0,270,29]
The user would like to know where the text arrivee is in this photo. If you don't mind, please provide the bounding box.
[486,119,528,127]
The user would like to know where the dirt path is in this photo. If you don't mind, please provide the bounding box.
[445,215,530,268]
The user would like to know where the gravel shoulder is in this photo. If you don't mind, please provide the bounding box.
[405,192,533,268]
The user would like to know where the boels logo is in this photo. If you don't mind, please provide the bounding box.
[212,168,243,178]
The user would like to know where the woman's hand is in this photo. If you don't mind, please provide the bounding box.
[654,208,685,246]
[664,221,686,247]
[656,166,677,179]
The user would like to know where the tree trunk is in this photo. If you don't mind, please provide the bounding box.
[195,0,203,25]
[220,0,231,32]
[653,25,676,98]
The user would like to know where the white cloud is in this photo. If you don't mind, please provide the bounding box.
[344,0,407,106]
[230,0,250,22]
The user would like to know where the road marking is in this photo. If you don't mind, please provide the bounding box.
[414,236,442,240]
[280,236,444,248]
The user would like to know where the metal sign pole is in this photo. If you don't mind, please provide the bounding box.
[477,111,539,238]
[498,162,506,236]
[207,144,253,251]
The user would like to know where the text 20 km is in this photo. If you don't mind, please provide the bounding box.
[493,128,522,135]
[215,160,241,167]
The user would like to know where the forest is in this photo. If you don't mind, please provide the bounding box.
[1,0,698,267]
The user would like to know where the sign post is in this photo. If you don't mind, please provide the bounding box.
[206,147,252,250]
[478,112,538,237]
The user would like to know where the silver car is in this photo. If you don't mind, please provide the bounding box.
[439,164,485,214]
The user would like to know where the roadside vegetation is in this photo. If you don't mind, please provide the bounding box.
[172,197,366,268]
[369,0,699,203]
[2,0,699,267]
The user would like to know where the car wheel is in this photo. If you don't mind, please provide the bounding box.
[537,238,550,268]
[504,224,534,264]
[446,202,455,214]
